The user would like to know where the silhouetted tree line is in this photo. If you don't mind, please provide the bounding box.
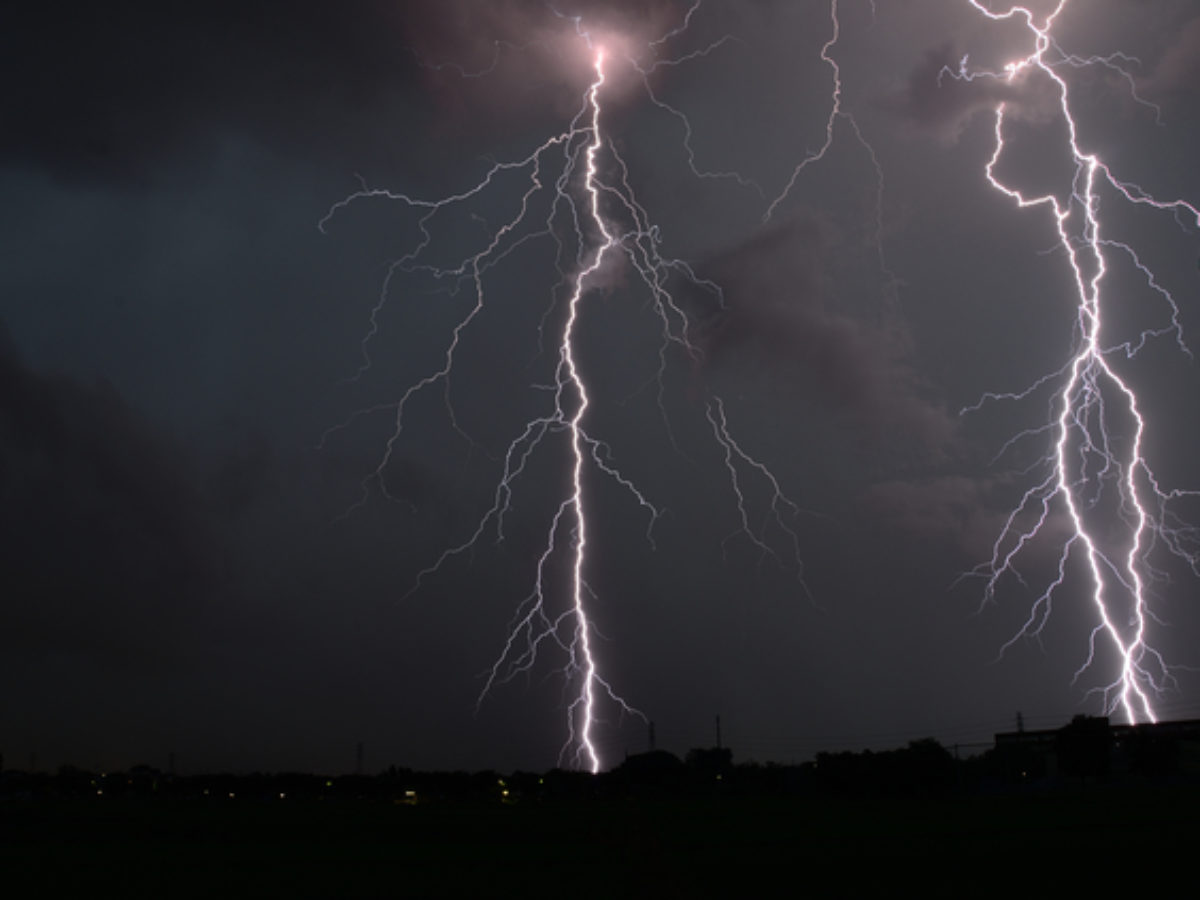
[808,738,956,797]
[5,718,1197,804]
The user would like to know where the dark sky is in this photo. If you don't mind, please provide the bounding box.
[4,0,1200,775]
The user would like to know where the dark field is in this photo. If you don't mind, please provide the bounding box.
[5,785,1198,897]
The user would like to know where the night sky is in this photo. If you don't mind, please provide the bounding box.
[5,0,1200,775]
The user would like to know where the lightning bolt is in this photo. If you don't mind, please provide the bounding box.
[320,6,807,771]
[953,1,1200,721]
[548,47,614,772]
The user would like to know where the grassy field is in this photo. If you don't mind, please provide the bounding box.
[4,785,1198,897]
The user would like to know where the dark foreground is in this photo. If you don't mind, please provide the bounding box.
[5,784,1199,898]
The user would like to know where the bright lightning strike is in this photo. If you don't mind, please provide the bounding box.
[320,6,807,771]
[557,47,613,773]
[954,1,1200,722]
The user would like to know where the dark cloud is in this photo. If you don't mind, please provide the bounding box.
[857,473,1025,565]
[0,337,218,665]
[1141,15,1200,99]
[698,218,954,457]
[888,42,1059,142]
[0,0,418,183]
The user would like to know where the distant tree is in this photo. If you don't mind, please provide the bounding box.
[1056,715,1110,778]
[902,739,956,795]
[685,747,732,777]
